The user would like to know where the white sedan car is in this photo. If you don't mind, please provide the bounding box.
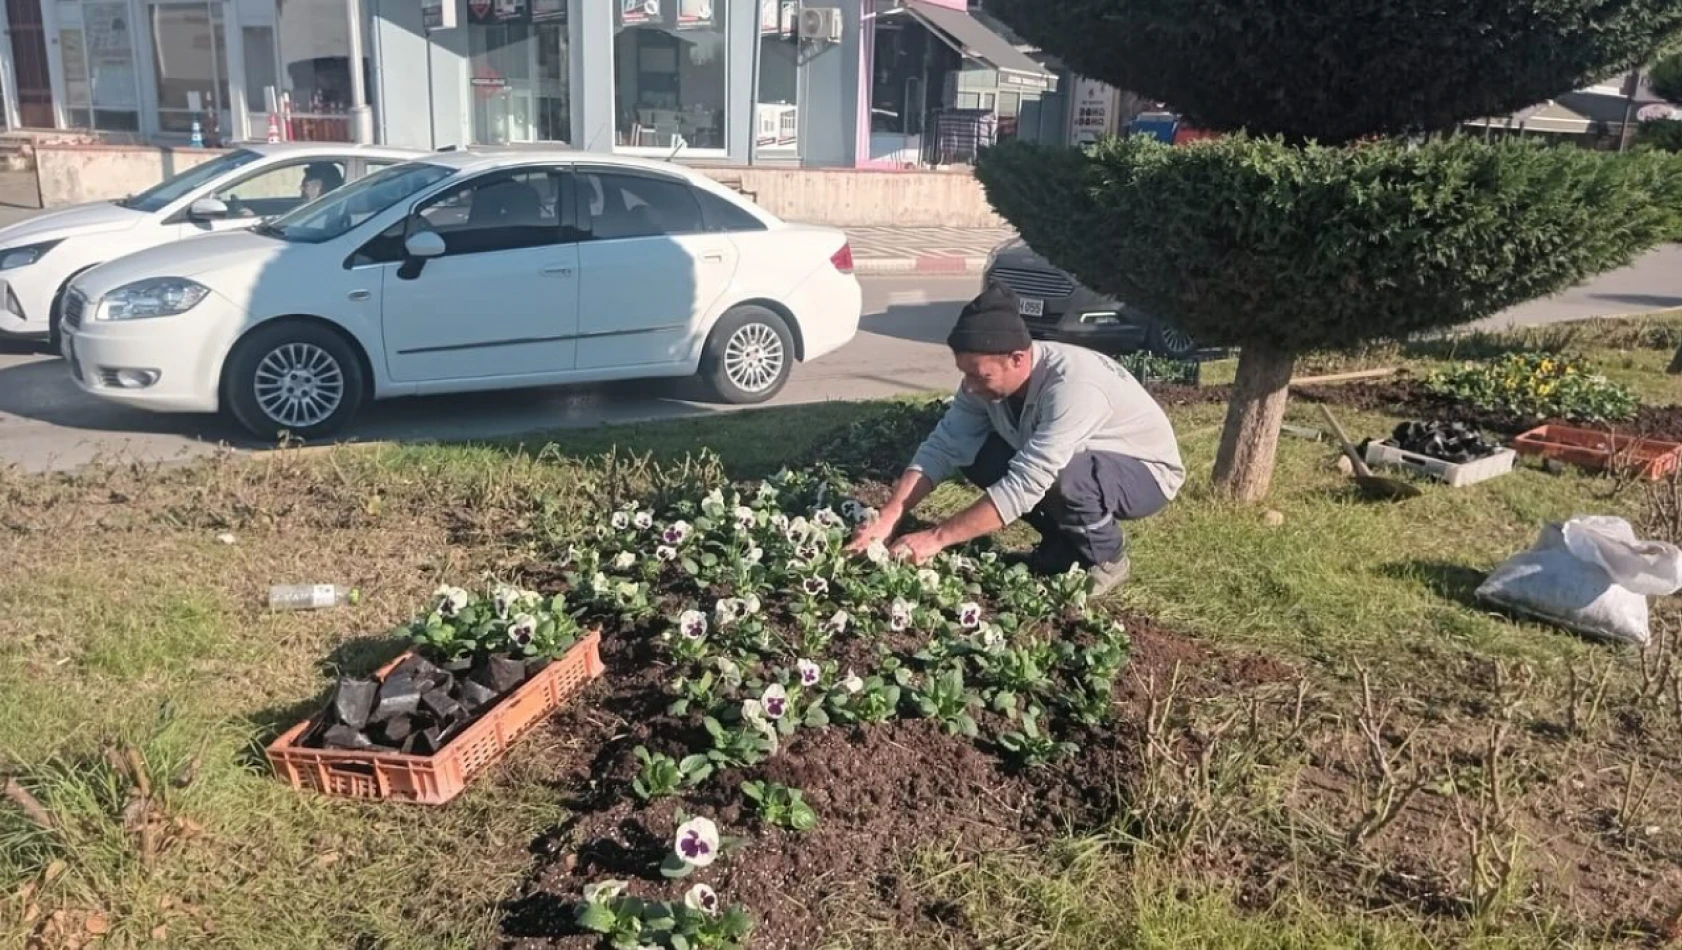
[0,142,423,346]
[61,151,862,440]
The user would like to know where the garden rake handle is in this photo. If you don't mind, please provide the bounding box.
[1318,404,1375,478]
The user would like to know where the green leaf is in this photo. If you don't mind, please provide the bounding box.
[670,935,691,950]
[667,698,691,717]
[790,800,819,832]
[575,902,617,934]
[803,703,830,728]
[660,852,695,879]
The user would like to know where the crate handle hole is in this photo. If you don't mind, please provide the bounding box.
[326,762,377,778]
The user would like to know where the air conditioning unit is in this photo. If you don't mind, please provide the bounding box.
[798,7,843,43]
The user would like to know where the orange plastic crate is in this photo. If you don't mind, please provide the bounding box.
[1512,424,1682,481]
[266,630,604,805]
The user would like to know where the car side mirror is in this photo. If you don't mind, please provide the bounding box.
[188,197,229,221]
[397,229,446,280]
[404,231,446,259]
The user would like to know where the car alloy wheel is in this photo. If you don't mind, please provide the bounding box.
[1156,323,1196,357]
[723,321,786,395]
[253,342,346,429]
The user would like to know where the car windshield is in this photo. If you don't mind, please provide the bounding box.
[116,149,264,213]
[253,162,457,244]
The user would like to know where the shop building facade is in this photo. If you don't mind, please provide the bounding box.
[3,0,1075,169]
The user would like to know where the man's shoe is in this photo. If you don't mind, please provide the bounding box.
[1089,554,1132,598]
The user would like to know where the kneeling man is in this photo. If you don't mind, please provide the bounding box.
[849,283,1185,596]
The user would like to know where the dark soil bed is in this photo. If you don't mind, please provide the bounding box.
[1294,377,1682,444]
[492,616,1290,950]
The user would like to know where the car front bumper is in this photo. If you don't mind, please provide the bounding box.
[0,272,58,338]
[983,266,1151,354]
[61,291,242,414]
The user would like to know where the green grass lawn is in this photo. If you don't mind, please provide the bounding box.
[4,316,1682,948]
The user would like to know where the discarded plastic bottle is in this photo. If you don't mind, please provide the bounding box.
[268,584,357,611]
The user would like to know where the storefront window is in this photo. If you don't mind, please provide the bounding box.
[277,0,361,141]
[150,0,231,136]
[754,0,796,157]
[614,0,727,152]
[467,0,572,145]
[56,0,141,132]
[243,26,278,113]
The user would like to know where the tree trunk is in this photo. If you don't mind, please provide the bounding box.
[1211,342,1298,503]
[1667,341,1682,375]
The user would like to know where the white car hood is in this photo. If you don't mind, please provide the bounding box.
[0,201,148,246]
[74,229,293,299]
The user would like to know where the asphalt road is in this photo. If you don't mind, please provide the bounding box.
[0,278,975,473]
[1,247,1678,474]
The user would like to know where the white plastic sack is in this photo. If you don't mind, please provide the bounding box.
[1475,516,1682,646]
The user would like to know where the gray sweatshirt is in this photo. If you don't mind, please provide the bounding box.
[908,342,1186,525]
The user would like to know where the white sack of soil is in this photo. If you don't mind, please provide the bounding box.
[1476,515,1682,646]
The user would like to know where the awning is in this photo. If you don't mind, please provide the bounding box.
[899,0,1057,93]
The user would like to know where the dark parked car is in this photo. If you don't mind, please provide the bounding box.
[981,238,1198,358]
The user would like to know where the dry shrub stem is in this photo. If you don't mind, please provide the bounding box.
[1345,666,1427,850]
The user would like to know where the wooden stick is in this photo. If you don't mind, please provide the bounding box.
[1290,367,1398,386]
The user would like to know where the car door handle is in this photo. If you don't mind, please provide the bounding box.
[541,265,574,277]
[701,252,725,262]
[348,289,371,301]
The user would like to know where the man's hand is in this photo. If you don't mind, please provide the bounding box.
[890,528,948,565]
[845,505,900,554]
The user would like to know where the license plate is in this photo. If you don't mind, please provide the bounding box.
[1018,297,1045,317]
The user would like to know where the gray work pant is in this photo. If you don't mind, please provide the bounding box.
[963,433,1169,567]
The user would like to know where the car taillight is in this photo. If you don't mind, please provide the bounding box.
[830,242,854,274]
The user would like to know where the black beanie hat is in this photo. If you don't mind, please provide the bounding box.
[946,282,1033,354]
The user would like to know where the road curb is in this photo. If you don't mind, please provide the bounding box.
[853,255,989,276]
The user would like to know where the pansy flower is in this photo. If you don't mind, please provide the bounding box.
[797,659,822,686]
[434,585,470,618]
[662,521,692,545]
[684,883,720,917]
[678,609,708,640]
[733,506,757,531]
[889,597,914,632]
[802,576,829,597]
[583,880,627,904]
[673,817,720,868]
[508,612,537,648]
[958,602,983,630]
[761,683,789,720]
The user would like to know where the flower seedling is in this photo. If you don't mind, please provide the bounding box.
[977,639,1059,717]
[674,885,755,950]
[909,665,981,737]
[631,746,714,801]
[997,708,1079,768]
[703,714,776,768]
[574,880,654,950]
[740,780,819,832]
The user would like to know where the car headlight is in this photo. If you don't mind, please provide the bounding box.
[0,240,61,270]
[1080,311,1122,325]
[95,278,212,321]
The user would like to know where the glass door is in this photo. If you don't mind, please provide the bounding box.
[469,19,571,145]
[148,0,231,137]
